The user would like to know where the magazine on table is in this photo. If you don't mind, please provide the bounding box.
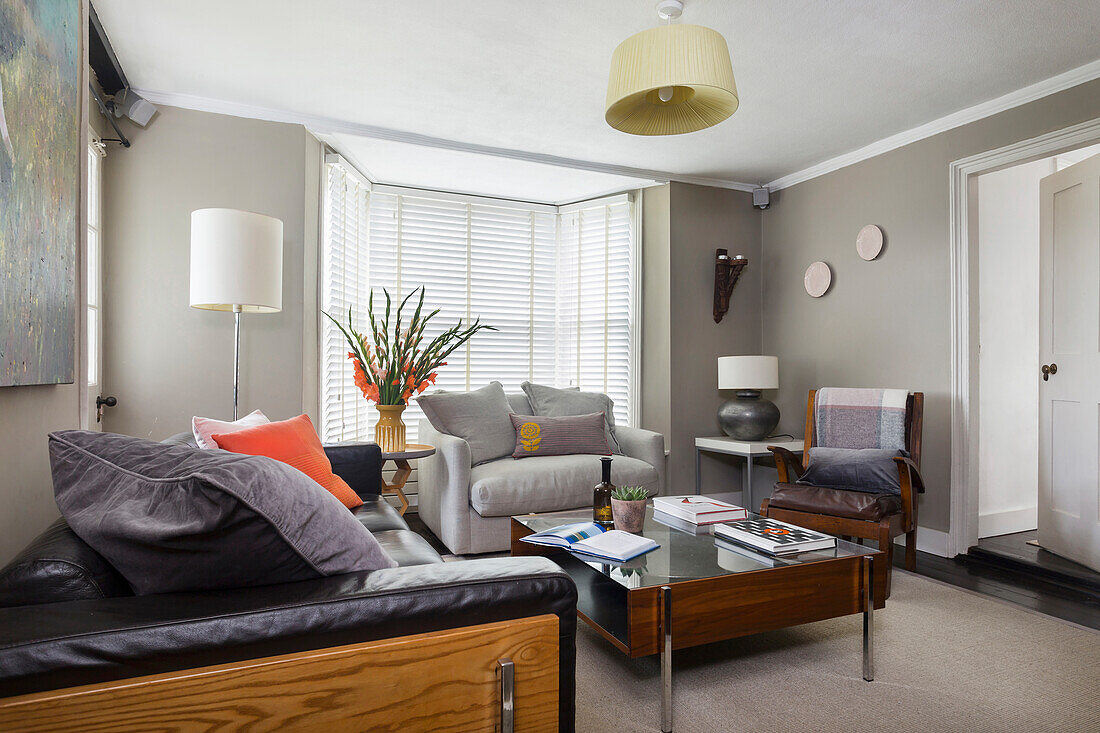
[519,522,659,562]
[652,495,748,525]
[713,517,836,556]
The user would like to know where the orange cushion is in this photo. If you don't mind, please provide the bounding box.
[212,414,363,509]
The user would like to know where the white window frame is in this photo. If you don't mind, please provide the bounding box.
[319,155,641,443]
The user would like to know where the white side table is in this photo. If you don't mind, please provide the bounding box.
[694,436,804,512]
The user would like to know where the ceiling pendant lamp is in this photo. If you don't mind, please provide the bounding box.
[605,0,738,136]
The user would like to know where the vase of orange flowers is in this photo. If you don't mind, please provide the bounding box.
[324,287,494,452]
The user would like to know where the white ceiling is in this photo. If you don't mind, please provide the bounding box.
[95,0,1100,189]
[320,133,658,204]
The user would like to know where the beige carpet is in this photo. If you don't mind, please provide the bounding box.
[575,571,1100,732]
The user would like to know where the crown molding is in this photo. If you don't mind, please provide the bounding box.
[765,58,1100,191]
[134,88,760,193]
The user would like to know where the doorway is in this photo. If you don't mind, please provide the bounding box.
[969,141,1100,578]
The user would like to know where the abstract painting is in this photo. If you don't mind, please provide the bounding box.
[0,0,80,386]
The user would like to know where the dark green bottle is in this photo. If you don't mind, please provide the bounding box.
[593,456,614,526]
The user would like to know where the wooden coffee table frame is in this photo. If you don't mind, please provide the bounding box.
[511,518,886,732]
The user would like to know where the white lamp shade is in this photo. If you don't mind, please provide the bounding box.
[718,355,778,390]
[190,208,283,312]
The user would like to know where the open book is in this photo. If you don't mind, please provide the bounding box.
[520,522,659,562]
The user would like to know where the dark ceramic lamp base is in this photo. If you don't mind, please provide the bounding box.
[718,389,780,441]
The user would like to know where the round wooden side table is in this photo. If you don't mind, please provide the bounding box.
[380,443,435,516]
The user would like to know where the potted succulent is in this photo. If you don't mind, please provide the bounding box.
[611,486,649,533]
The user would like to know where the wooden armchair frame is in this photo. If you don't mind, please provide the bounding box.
[761,390,925,587]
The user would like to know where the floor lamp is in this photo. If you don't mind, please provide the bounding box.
[189,208,283,420]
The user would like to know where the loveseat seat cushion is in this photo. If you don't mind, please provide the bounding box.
[0,519,132,608]
[372,530,444,566]
[470,454,658,517]
[769,483,903,521]
[352,496,409,533]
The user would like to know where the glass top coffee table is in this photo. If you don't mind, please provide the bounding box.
[511,505,887,732]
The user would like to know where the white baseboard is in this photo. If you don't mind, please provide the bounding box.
[893,526,952,558]
[978,507,1037,538]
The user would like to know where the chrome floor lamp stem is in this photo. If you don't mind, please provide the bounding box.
[232,308,241,420]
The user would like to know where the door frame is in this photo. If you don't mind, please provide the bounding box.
[949,116,1100,557]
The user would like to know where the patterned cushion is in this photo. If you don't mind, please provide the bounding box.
[520,382,621,453]
[510,413,610,459]
[814,388,908,450]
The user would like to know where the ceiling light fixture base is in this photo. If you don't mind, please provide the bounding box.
[656,1,684,21]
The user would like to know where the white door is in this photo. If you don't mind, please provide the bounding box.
[1038,152,1100,572]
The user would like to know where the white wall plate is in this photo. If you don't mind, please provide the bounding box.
[804,261,832,297]
[856,224,884,260]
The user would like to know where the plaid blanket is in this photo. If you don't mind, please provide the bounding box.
[814,388,908,451]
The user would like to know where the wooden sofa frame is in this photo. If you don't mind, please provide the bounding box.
[0,615,559,732]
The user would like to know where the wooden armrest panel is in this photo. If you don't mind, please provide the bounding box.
[768,446,806,484]
[0,615,560,733]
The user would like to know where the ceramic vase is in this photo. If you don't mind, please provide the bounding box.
[374,404,407,452]
[611,498,647,533]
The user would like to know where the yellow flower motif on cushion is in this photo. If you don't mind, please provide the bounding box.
[520,422,542,452]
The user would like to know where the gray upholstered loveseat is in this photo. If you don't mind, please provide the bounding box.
[418,391,666,555]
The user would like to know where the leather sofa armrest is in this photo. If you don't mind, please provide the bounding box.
[0,557,578,706]
[768,446,806,483]
[325,442,382,498]
[614,425,666,495]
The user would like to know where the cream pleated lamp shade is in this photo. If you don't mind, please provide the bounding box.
[606,23,738,136]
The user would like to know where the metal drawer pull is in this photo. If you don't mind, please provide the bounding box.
[498,658,514,733]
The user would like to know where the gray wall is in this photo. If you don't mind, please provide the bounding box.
[761,78,1100,533]
[640,185,671,444]
[645,183,764,498]
[101,106,322,439]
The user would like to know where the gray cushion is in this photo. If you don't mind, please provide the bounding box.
[469,454,657,517]
[520,382,621,453]
[510,412,610,459]
[48,430,396,595]
[797,447,908,495]
[507,393,534,415]
[415,382,515,466]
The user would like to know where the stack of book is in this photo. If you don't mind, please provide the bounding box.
[652,495,747,529]
[714,517,837,556]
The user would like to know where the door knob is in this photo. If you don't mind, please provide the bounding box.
[96,395,117,423]
[1041,363,1058,381]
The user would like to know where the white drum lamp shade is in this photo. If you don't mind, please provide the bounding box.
[718,356,779,390]
[189,208,283,312]
[606,23,738,136]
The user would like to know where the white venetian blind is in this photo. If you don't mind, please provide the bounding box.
[321,158,636,444]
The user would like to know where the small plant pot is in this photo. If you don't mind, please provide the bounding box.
[611,498,647,533]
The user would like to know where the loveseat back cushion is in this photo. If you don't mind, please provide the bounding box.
[0,519,132,608]
[506,392,534,416]
[521,381,622,453]
[416,381,516,465]
[49,430,396,595]
[470,454,658,517]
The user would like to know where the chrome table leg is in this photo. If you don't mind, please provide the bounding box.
[661,585,673,732]
[498,658,514,733]
[863,556,874,681]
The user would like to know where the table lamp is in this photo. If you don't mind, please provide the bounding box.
[717,355,779,441]
[190,208,283,419]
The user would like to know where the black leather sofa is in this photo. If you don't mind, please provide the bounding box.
[0,434,577,731]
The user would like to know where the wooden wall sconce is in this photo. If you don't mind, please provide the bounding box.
[713,249,747,323]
